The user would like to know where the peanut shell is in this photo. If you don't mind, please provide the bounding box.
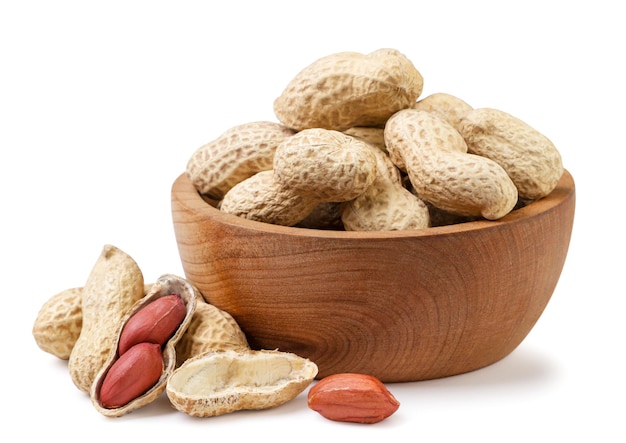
[32,287,83,360]
[68,245,145,393]
[273,128,378,202]
[411,92,473,132]
[274,48,423,131]
[166,349,318,417]
[219,170,320,226]
[175,299,249,367]
[340,140,430,231]
[458,107,564,200]
[33,284,154,360]
[385,109,518,220]
[186,121,295,200]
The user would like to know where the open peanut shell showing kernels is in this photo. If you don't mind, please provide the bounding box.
[166,349,318,417]
[90,274,198,417]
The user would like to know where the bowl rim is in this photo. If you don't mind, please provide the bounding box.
[173,169,575,240]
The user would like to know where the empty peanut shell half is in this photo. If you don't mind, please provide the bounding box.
[90,274,199,417]
[166,349,319,417]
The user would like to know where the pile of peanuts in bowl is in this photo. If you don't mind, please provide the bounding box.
[186,48,563,232]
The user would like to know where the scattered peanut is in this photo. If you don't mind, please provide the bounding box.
[166,349,318,417]
[68,245,145,393]
[458,107,564,200]
[186,121,295,200]
[385,109,519,220]
[274,48,423,131]
[32,284,153,361]
[32,287,82,360]
[308,373,400,424]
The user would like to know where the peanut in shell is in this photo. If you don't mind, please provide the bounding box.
[68,245,145,393]
[91,274,198,417]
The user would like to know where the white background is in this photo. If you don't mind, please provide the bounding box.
[2,1,623,441]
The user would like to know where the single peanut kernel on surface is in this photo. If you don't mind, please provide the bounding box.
[308,373,400,424]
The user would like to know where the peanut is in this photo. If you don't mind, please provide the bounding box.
[220,128,378,226]
[274,48,423,131]
[308,373,400,424]
[91,274,198,417]
[340,140,430,231]
[175,298,249,367]
[166,349,318,417]
[32,287,82,360]
[68,245,145,393]
[99,342,164,409]
[186,121,295,200]
[32,284,153,361]
[343,127,386,152]
[458,107,564,200]
[384,109,519,220]
[273,128,378,201]
[411,92,473,132]
[219,170,319,226]
[118,293,187,356]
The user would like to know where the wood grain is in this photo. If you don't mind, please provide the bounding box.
[171,170,575,382]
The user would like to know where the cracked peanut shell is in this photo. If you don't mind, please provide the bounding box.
[91,274,198,417]
[166,349,318,417]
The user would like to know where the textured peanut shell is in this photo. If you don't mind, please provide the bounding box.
[91,274,198,417]
[411,92,473,132]
[385,109,518,220]
[68,245,145,393]
[221,129,379,227]
[166,349,318,417]
[458,107,564,200]
[340,141,430,231]
[32,284,154,360]
[274,48,423,131]
[175,299,249,367]
[32,287,83,360]
[273,128,378,201]
[220,170,320,226]
[343,127,387,152]
[186,121,295,200]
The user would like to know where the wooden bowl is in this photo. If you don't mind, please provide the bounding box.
[171,170,575,382]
